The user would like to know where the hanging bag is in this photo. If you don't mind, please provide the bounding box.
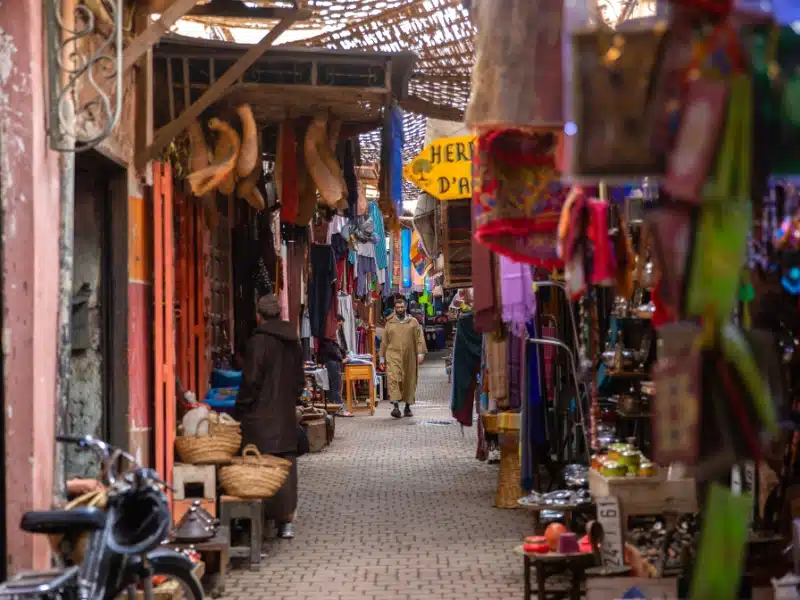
[685,74,753,319]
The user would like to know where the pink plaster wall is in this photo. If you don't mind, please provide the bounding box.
[0,2,60,572]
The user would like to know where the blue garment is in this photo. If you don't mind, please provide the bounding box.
[389,106,405,216]
[522,320,546,491]
[369,201,388,270]
[401,228,412,289]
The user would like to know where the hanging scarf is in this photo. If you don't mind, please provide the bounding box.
[389,106,405,217]
[450,313,483,426]
[279,121,299,223]
[499,255,535,336]
[507,331,523,410]
[472,189,502,332]
[486,331,509,408]
[474,130,567,267]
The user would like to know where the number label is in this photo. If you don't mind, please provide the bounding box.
[596,496,625,568]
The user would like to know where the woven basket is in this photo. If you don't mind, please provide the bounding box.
[49,489,108,564]
[175,417,242,464]
[494,433,523,510]
[218,446,291,499]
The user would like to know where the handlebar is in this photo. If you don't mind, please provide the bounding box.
[56,434,168,489]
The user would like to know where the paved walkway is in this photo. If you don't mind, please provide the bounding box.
[226,353,531,600]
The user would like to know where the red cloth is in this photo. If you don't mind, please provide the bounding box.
[280,121,299,223]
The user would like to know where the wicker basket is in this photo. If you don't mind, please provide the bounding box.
[175,417,242,464]
[49,489,108,564]
[494,433,523,510]
[218,446,291,499]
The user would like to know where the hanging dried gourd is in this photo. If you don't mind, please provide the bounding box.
[236,112,265,211]
[213,117,240,196]
[186,119,218,229]
[187,118,240,198]
[304,114,346,208]
[327,117,349,211]
[236,104,259,178]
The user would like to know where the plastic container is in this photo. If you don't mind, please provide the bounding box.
[204,388,238,416]
[211,368,242,389]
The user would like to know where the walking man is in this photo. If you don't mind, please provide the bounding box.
[378,296,427,418]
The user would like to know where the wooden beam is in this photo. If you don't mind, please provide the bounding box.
[122,0,200,75]
[399,95,464,122]
[189,0,309,21]
[135,13,299,170]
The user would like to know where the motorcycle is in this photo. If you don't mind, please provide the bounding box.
[0,435,203,600]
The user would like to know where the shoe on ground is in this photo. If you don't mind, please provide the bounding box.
[391,404,402,419]
[277,522,294,539]
[337,407,354,418]
[403,404,413,418]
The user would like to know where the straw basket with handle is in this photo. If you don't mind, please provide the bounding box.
[175,416,242,464]
[49,489,108,564]
[218,444,291,499]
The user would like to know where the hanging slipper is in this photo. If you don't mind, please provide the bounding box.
[236,104,259,179]
[187,118,240,197]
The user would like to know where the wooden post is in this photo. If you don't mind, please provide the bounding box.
[153,163,165,481]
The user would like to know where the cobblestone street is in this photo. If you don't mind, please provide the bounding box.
[225,353,531,600]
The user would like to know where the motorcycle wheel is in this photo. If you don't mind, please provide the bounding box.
[117,562,204,600]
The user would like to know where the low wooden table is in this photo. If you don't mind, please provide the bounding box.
[518,547,596,600]
[167,526,229,598]
[344,363,375,415]
[518,501,585,534]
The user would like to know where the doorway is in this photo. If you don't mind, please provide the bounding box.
[65,152,127,477]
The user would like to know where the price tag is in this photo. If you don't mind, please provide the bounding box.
[596,496,625,568]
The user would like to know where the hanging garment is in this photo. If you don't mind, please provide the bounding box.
[486,332,509,408]
[356,256,376,298]
[309,244,336,339]
[523,320,547,490]
[280,244,289,321]
[499,256,535,335]
[541,323,557,403]
[278,121,299,223]
[389,106,405,217]
[401,228,412,290]
[378,314,427,405]
[369,201,388,270]
[474,130,567,267]
[472,196,502,333]
[507,331,523,410]
[337,294,357,353]
[450,313,483,426]
[286,242,304,333]
[465,0,563,130]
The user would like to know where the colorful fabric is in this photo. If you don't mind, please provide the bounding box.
[401,228,412,289]
[472,194,502,332]
[369,201,388,270]
[486,332,509,408]
[542,324,556,402]
[474,130,567,267]
[279,121,299,223]
[499,256,535,335]
[410,232,426,276]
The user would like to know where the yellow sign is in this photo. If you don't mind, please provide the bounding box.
[403,135,476,201]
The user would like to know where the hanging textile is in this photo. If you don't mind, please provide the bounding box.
[280,244,289,321]
[337,294,357,353]
[309,244,336,339]
[401,228,412,289]
[473,130,567,267]
[356,256,376,298]
[541,322,557,403]
[450,313,483,426]
[286,241,304,333]
[523,320,546,490]
[411,231,426,276]
[499,256,535,335]
[465,0,564,130]
[392,231,402,291]
[278,121,299,223]
[369,201,388,271]
[507,331,523,410]
[472,195,501,333]
[486,332,509,408]
[389,105,405,217]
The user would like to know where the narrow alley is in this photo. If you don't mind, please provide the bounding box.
[225,353,531,600]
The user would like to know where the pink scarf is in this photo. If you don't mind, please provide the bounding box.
[499,256,534,336]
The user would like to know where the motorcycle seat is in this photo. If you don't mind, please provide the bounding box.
[21,507,106,535]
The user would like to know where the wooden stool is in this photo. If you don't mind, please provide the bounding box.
[344,363,375,415]
[173,463,216,500]
[219,496,263,570]
[523,550,595,600]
